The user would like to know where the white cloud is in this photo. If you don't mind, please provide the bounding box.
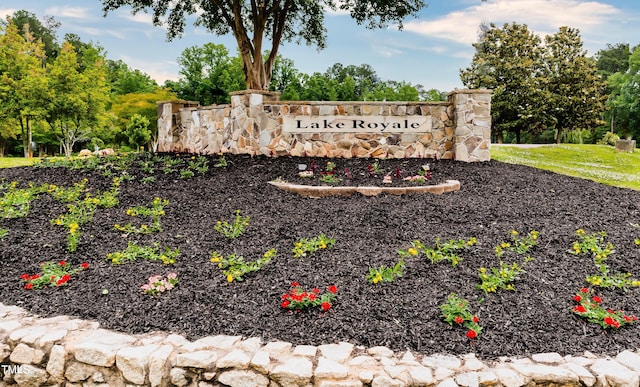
[44,6,94,20]
[119,54,179,84]
[404,0,621,46]
[0,8,17,19]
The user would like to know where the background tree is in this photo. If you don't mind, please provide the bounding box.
[107,59,159,95]
[606,45,640,140]
[101,0,426,90]
[595,43,631,80]
[4,10,59,64]
[460,22,544,143]
[125,113,151,150]
[0,19,48,157]
[541,27,606,143]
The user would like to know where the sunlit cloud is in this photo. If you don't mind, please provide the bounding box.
[0,8,17,19]
[119,54,178,84]
[404,0,621,46]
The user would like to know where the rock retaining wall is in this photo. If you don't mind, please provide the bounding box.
[157,90,492,162]
[2,303,640,386]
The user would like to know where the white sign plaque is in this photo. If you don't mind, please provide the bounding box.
[283,115,431,133]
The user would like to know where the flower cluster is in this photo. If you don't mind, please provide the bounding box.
[494,230,539,257]
[398,237,477,267]
[106,241,179,265]
[366,257,405,284]
[440,293,482,339]
[281,282,337,312]
[214,210,250,239]
[571,288,638,329]
[114,197,169,234]
[20,260,89,290]
[141,273,178,296]
[477,262,525,293]
[292,233,335,258]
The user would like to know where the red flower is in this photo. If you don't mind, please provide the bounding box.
[591,296,602,303]
[290,281,300,288]
[580,287,589,293]
[80,262,89,269]
[20,274,29,280]
[573,295,582,302]
[312,288,320,294]
[327,285,337,294]
[308,293,317,301]
[454,316,464,324]
[58,260,67,266]
[31,274,40,280]
[604,316,620,328]
[473,316,480,323]
[573,305,586,313]
[24,283,33,290]
[56,274,71,286]
[321,302,331,311]
[281,300,290,309]
[466,329,477,339]
[624,315,633,322]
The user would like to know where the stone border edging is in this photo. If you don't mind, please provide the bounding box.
[268,180,461,197]
[1,303,640,386]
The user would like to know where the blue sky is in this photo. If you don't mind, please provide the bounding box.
[2,1,639,92]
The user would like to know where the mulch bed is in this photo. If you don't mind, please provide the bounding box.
[0,153,639,360]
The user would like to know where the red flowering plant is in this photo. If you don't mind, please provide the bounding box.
[20,260,89,290]
[572,287,638,329]
[439,293,483,340]
[281,282,338,313]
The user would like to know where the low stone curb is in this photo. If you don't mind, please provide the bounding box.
[2,303,640,386]
[268,180,461,197]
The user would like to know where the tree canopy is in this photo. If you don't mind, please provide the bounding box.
[101,0,427,90]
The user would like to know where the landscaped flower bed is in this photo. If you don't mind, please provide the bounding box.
[0,152,639,359]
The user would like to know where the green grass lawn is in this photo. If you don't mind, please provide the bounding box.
[0,157,41,169]
[491,144,640,191]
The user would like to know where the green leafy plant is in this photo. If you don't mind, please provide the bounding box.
[180,169,195,179]
[292,233,335,258]
[281,282,338,312]
[440,293,482,339]
[214,154,228,168]
[106,241,179,265]
[397,237,477,267]
[366,257,405,284]
[141,273,179,296]
[210,249,276,282]
[570,229,640,288]
[572,287,638,329]
[477,261,526,293]
[0,181,50,219]
[215,210,250,239]
[20,260,89,290]
[319,174,341,184]
[0,228,8,239]
[189,156,209,174]
[494,230,540,257]
[114,197,168,234]
[141,176,156,184]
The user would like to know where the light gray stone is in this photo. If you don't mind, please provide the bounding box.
[509,363,578,384]
[316,381,363,387]
[456,372,479,387]
[217,369,269,387]
[239,337,263,353]
[409,366,434,386]
[9,343,45,364]
[316,357,349,379]
[423,354,462,370]
[318,342,354,363]
[615,350,640,374]
[35,329,68,351]
[170,367,189,387]
[367,346,395,358]
[270,357,313,386]
[250,350,271,374]
[116,344,159,385]
[531,352,564,364]
[46,344,67,379]
[11,364,48,386]
[590,359,640,387]
[292,345,317,357]
[380,356,396,366]
[371,375,403,387]
[9,326,47,344]
[216,349,251,369]
[148,345,174,387]
[0,319,22,333]
[262,341,292,355]
[175,350,217,369]
[493,367,528,387]
[70,330,135,367]
[64,361,96,382]
[384,365,410,382]
[477,371,499,385]
[563,362,596,387]
[437,378,459,387]
[349,355,378,367]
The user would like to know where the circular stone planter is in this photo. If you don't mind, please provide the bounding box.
[268,180,460,198]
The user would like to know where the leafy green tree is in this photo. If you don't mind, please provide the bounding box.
[125,113,151,149]
[595,43,630,80]
[541,27,606,143]
[107,59,158,95]
[460,22,544,143]
[169,43,245,105]
[4,10,60,64]
[101,0,426,90]
[45,41,110,156]
[606,46,640,140]
[0,19,48,157]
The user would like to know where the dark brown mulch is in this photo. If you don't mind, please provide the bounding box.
[0,153,639,360]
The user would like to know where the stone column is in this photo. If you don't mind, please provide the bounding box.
[230,90,281,156]
[156,100,199,152]
[449,90,492,162]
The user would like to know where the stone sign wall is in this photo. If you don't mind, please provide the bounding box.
[157,89,492,162]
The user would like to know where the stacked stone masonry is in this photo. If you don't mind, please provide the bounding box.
[157,90,492,162]
[2,303,640,386]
